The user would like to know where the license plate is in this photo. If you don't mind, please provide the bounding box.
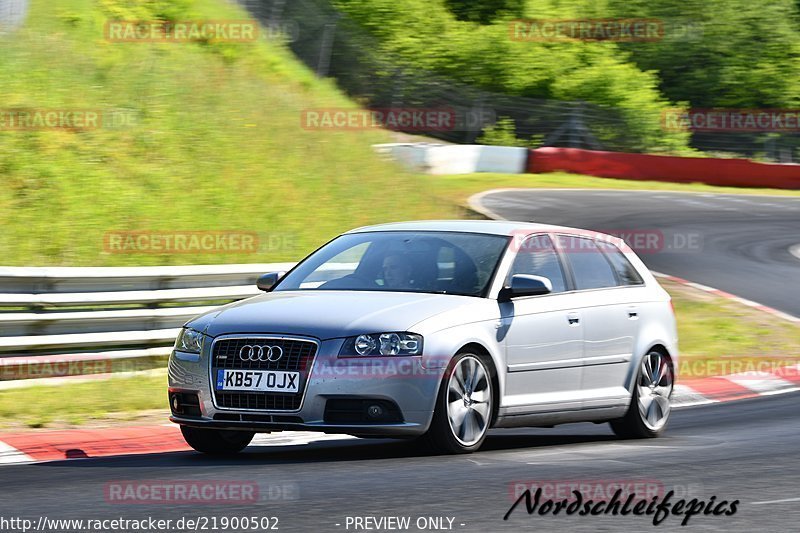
[215,369,300,393]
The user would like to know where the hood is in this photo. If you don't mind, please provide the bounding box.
[187,290,475,340]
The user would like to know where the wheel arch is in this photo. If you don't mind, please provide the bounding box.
[625,343,677,392]
[455,342,501,428]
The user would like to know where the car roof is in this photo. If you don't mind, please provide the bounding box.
[346,219,587,237]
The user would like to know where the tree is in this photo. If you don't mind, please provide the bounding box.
[607,0,800,108]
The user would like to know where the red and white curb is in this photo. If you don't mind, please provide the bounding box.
[0,426,357,466]
[674,365,800,408]
[0,440,34,465]
[650,272,800,403]
[653,271,800,405]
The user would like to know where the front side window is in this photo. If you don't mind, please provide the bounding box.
[556,235,617,290]
[507,234,567,293]
[274,231,509,297]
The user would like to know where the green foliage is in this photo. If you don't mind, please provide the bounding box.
[477,117,521,146]
[607,0,800,108]
[332,0,800,150]
[477,117,541,148]
[331,0,691,152]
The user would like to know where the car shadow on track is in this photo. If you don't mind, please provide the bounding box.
[33,428,619,469]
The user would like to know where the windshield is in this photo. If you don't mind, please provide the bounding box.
[274,231,510,297]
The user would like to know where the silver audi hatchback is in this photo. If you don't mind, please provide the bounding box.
[168,220,678,454]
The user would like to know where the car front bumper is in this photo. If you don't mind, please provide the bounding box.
[167,338,445,437]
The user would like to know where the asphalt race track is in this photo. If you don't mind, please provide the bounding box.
[0,394,798,531]
[474,189,800,317]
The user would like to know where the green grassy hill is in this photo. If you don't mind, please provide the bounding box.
[0,0,456,266]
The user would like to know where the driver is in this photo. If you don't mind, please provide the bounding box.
[382,254,413,289]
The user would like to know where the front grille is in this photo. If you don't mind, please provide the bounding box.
[213,337,316,371]
[211,336,317,412]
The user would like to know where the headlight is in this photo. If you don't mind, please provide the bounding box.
[174,328,205,354]
[339,332,423,357]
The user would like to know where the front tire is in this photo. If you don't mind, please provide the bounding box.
[424,353,494,454]
[180,426,254,455]
[610,351,674,439]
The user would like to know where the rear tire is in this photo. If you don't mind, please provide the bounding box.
[610,350,674,439]
[424,352,494,454]
[180,426,254,455]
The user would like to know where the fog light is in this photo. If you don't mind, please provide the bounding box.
[171,395,181,413]
[366,404,384,419]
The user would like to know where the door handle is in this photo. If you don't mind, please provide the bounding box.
[567,313,580,326]
[628,311,639,319]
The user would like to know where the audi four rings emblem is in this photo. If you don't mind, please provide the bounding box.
[239,344,284,362]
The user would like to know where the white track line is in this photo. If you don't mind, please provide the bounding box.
[250,432,358,447]
[751,497,800,505]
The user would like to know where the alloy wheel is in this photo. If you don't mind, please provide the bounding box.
[446,355,492,446]
[637,352,674,431]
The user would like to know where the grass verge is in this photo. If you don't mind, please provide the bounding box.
[662,279,800,380]
[0,0,457,267]
[1,280,796,430]
[0,370,167,430]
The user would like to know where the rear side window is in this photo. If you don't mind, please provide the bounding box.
[597,240,644,286]
[556,235,617,290]
[508,234,567,293]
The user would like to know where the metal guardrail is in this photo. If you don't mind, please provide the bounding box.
[0,263,297,381]
[0,285,261,309]
[0,263,296,295]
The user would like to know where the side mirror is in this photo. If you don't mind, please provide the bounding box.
[256,272,284,292]
[499,274,552,301]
